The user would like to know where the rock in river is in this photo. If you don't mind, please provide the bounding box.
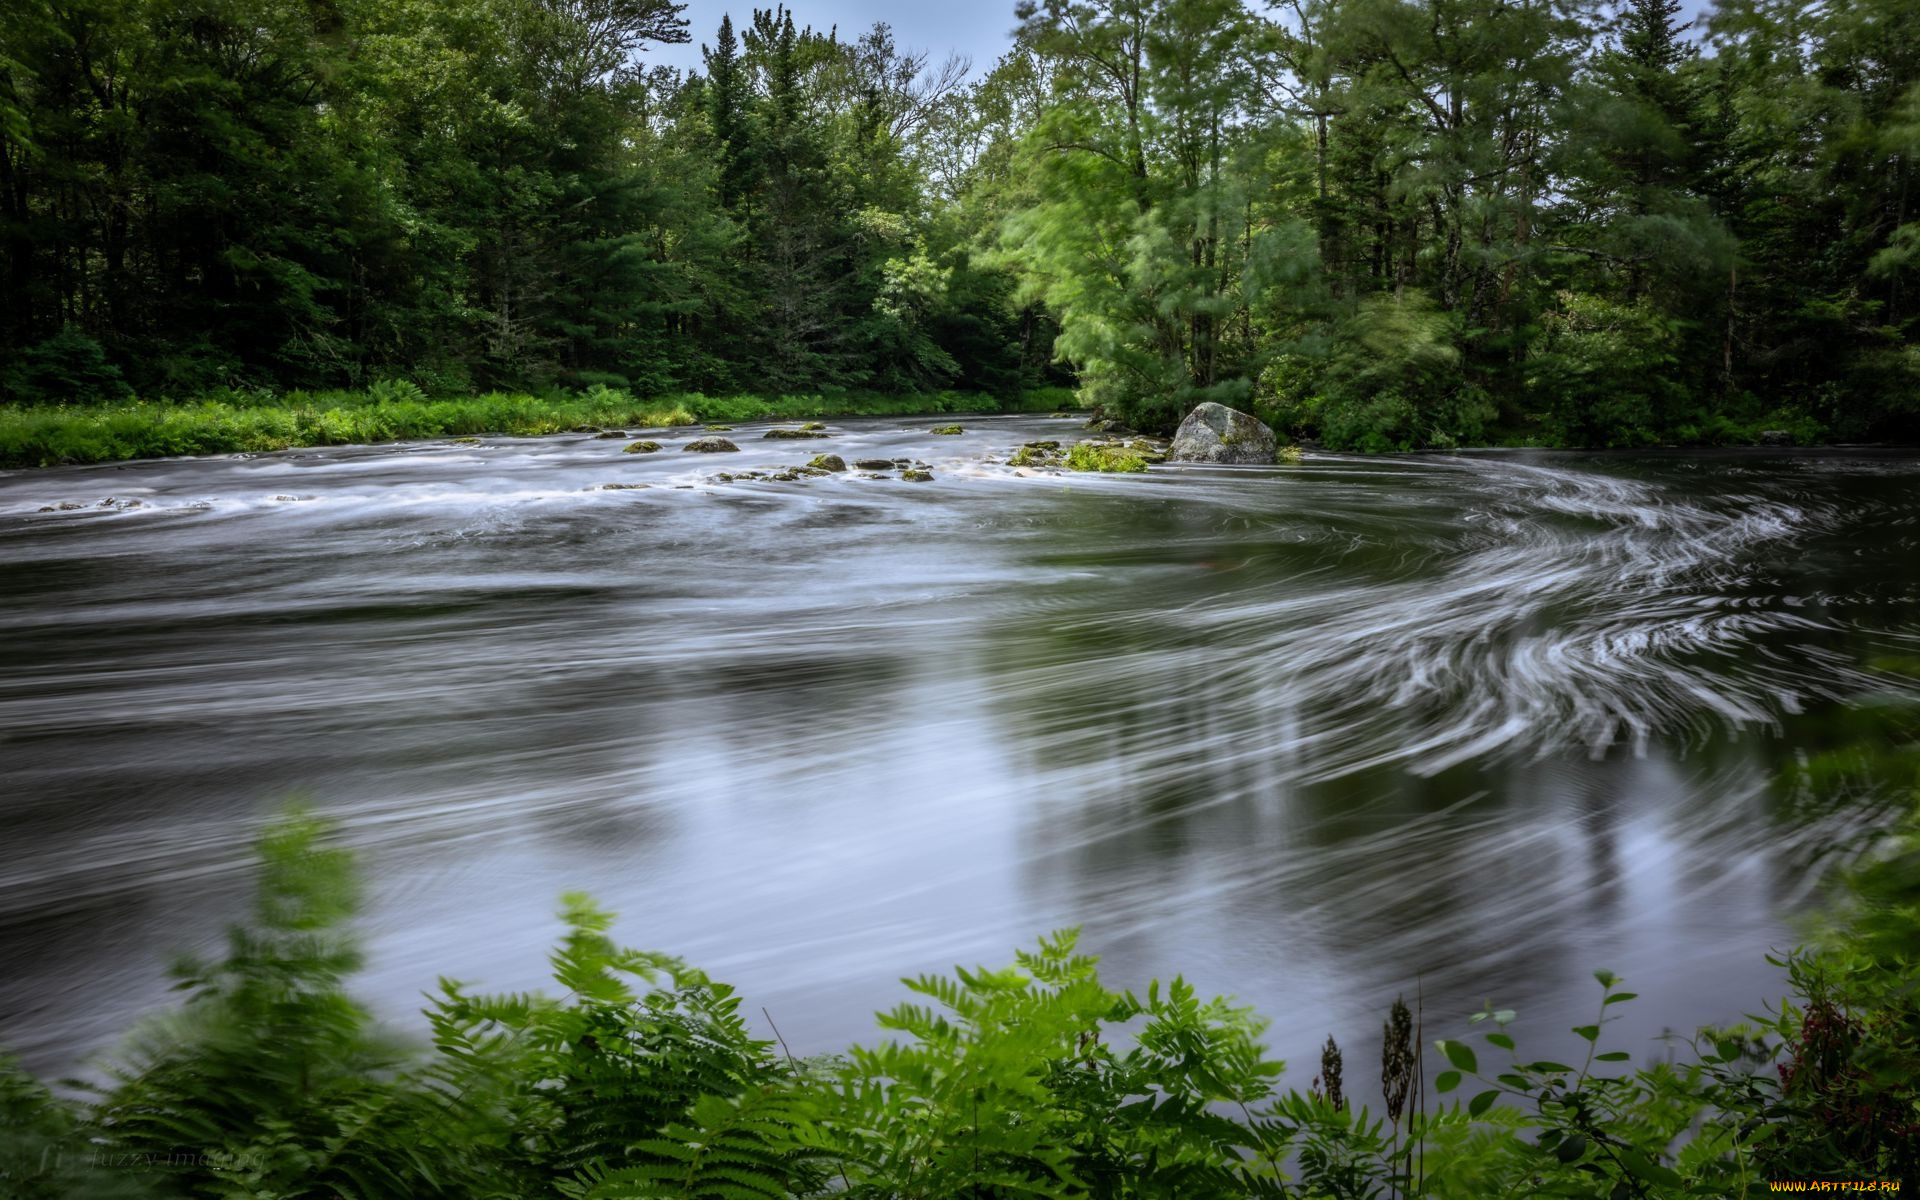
[808,454,848,472]
[683,437,740,453]
[1166,402,1278,465]
[852,459,895,471]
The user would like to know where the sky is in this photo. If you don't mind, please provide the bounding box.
[646,1,1023,77]
[640,0,1722,79]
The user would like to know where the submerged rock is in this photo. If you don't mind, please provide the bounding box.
[853,459,895,471]
[594,430,627,439]
[600,482,651,490]
[705,424,736,432]
[929,424,963,435]
[624,440,663,454]
[901,468,935,482]
[763,428,828,439]
[684,437,740,453]
[808,454,848,472]
[1166,402,1278,465]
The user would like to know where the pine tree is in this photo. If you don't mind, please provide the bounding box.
[703,15,754,212]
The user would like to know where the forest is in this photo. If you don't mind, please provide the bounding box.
[0,0,1916,449]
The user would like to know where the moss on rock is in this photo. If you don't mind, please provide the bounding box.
[1065,442,1149,473]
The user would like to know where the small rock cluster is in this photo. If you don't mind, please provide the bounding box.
[37,496,146,513]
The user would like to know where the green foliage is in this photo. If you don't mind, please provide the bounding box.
[0,387,1082,468]
[4,792,1919,1197]
[1527,293,1687,448]
[1064,442,1150,473]
[0,390,700,468]
[4,0,1913,448]
[1271,294,1491,451]
[3,328,134,405]
[811,929,1288,1198]
[0,1055,155,1198]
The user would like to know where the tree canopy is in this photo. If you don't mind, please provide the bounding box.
[1,0,1914,446]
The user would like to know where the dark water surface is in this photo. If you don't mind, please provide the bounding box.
[3,416,1917,1086]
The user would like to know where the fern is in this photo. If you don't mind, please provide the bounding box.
[560,1085,824,1199]
[10,804,1914,1199]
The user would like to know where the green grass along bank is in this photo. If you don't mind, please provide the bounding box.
[0,386,1081,470]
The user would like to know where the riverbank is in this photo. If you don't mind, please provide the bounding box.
[0,386,1078,469]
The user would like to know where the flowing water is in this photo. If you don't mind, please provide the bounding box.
[3,416,1917,1087]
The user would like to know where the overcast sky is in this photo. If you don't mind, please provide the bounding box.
[641,0,1718,79]
[647,1,1023,77]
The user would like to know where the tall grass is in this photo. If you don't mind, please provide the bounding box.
[0,386,1082,469]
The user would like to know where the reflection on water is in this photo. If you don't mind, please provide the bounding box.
[1,418,1916,1086]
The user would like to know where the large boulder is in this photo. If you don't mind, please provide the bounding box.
[1166,402,1277,465]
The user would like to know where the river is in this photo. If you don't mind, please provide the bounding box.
[2,415,1915,1090]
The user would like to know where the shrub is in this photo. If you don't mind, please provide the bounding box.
[1526,293,1685,447]
[1269,293,1492,451]
[3,327,133,405]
